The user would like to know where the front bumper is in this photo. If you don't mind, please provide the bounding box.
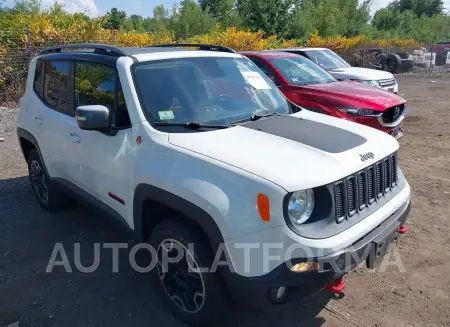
[223,200,411,309]
[380,82,399,94]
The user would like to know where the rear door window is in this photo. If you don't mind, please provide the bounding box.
[43,61,72,115]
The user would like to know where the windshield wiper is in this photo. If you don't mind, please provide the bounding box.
[153,121,230,130]
[231,112,281,125]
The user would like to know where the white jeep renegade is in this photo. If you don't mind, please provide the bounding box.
[16,43,411,325]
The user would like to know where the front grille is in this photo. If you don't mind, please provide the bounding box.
[375,162,382,197]
[357,171,366,210]
[378,78,396,87]
[335,183,344,222]
[382,104,404,123]
[367,167,374,202]
[334,153,398,222]
[347,177,356,215]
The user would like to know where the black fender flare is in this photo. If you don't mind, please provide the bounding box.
[16,127,49,175]
[133,183,226,254]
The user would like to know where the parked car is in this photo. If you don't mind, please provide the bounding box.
[17,43,411,326]
[241,51,406,138]
[274,47,400,93]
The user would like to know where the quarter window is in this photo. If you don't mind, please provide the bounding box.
[33,62,43,96]
[43,61,71,114]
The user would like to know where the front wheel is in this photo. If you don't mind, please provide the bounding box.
[149,219,230,325]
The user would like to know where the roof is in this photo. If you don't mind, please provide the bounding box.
[38,43,238,61]
[133,50,241,62]
[273,47,328,52]
[239,51,300,59]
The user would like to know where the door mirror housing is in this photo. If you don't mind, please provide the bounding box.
[75,105,110,131]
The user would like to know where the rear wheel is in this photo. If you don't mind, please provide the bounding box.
[27,150,68,212]
[149,219,230,325]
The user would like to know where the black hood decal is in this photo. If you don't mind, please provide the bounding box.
[242,115,366,153]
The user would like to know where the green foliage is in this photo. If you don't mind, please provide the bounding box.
[388,0,444,17]
[123,17,135,31]
[199,0,234,23]
[0,0,448,46]
[103,8,126,30]
[372,6,450,42]
[174,0,217,37]
[237,0,294,37]
[14,0,40,13]
[289,0,371,38]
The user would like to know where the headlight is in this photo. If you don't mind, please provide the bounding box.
[337,106,382,117]
[287,189,315,225]
[360,80,380,87]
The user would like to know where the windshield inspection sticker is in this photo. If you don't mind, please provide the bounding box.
[242,71,271,90]
[158,110,175,120]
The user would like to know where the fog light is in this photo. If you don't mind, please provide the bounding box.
[268,286,288,303]
[290,262,320,272]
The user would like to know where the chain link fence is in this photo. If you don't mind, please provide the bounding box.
[0,28,180,106]
[1,28,450,106]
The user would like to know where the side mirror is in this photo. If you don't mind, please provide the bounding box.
[75,105,110,131]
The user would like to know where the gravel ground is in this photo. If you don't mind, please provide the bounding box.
[1,74,450,327]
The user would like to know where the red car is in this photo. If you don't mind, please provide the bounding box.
[240,51,406,138]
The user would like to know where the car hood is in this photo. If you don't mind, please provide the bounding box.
[329,67,394,81]
[168,111,399,192]
[290,81,405,110]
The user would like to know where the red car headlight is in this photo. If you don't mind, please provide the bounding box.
[337,106,382,117]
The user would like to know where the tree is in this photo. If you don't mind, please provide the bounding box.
[388,0,444,17]
[175,0,216,37]
[143,5,172,33]
[338,0,371,36]
[103,8,127,30]
[199,0,234,22]
[14,0,40,13]
[123,17,135,31]
[134,16,146,32]
[238,0,294,37]
[289,0,370,38]
[372,8,400,30]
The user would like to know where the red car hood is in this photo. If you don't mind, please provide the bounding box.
[287,81,406,111]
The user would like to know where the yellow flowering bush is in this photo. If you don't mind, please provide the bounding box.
[0,11,423,104]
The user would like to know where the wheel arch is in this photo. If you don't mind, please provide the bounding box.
[133,184,226,254]
[17,128,49,175]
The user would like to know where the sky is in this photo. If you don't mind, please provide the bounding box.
[3,0,450,17]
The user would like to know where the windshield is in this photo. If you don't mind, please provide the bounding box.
[303,49,351,70]
[269,56,336,86]
[133,57,290,126]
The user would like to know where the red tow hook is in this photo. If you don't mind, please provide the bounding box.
[328,277,345,294]
[399,225,408,235]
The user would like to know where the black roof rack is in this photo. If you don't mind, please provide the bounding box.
[148,43,236,53]
[40,44,126,56]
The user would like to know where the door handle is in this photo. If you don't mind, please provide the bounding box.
[69,132,81,144]
[34,117,43,125]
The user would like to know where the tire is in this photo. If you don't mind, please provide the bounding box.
[386,54,401,73]
[149,219,230,326]
[27,149,68,212]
